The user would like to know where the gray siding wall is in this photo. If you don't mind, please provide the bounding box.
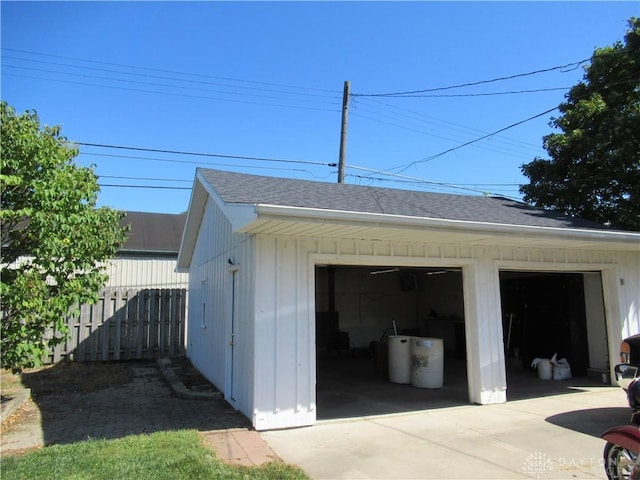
[104,257,188,289]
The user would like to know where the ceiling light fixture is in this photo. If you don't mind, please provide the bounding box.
[370,267,400,275]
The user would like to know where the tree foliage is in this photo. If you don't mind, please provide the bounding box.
[1,102,128,372]
[520,18,640,231]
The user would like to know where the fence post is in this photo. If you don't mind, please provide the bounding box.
[101,289,113,361]
[113,289,123,361]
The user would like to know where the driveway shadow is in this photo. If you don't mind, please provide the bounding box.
[546,407,632,438]
[20,360,250,446]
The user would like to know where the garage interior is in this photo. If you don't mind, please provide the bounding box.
[315,266,610,420]
[500,270,610,397]
[315,265,469,420]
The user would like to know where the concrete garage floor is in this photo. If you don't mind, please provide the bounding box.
[316,355,609,420]
[266,355,627,480]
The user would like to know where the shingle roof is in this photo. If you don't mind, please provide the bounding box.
[120,211,186,254]
[198,168,609,231]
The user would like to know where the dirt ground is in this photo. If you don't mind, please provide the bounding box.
[0,357,232,451]
[2,356,214,397]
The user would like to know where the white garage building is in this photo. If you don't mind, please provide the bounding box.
[177,168,640,431]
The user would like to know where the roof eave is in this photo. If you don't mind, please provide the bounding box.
[177,173,209,270]
[177,170,258,270]
[243,204,640,249]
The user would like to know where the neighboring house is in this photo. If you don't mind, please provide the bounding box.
[7,211,189,364]
[54,211,190,363]
[177,168,640,431]
[105,211,188,289]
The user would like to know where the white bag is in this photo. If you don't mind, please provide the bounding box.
[550,353,572,380]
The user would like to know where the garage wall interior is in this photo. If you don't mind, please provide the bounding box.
[316,266,465,353]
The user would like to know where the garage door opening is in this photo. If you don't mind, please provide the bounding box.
[499,271,610,399]
[315,265,468,420]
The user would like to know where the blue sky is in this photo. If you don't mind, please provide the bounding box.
[2,1,638,214]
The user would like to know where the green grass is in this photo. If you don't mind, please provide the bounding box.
[1,430,309,480]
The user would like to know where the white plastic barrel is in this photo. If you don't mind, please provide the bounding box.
[388,335,412,384]
[537,359,552,380]
[411,337,444,389]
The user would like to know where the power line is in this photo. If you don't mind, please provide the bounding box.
[3,63,342,105]
[77,142,337,168]
[99,175,192,183]
[2,47,340,94]
[10,49,631,200]
[4,72,341,113]
[386,71,640,174]
[2,57,341,103]
[358,86,571,98]
[92,156,524,196]
[345,164,523,201]
[351,44,640,98]
[352,59,588,97]
[428,105,556,156]
[0,49,591,170]
[354,97,544,152]
[99,183,191,190]
[9,61,549,163]
[359,104,558,179]
[101,172,522,189]
[349,111,537,162]
[349,174,523,197]
[77,113,548,197]
[82,152,336,179]
[88,146,519,197]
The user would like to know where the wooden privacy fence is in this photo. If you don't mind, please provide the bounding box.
[45,288,187,364]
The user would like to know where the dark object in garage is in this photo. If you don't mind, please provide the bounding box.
[500,272,589,376]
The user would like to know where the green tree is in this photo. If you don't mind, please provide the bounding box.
[520,18,640,231]
[1,102,127,372]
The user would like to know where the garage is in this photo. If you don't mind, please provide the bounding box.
[178,168,640,430]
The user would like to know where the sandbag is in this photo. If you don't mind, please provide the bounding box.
[550,353,572,380]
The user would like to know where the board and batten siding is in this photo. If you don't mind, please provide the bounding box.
[250,235,639,429]
[253,236,315,430]
[616,251,640,340]
[186,196,255,418]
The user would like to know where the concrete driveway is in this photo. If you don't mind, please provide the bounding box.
[262,385,629,479]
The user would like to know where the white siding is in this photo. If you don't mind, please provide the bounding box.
[617,251,640,338]
[186,197,255,419]
[464,249,506,404]
[104,257,188,289]
[253,237,315,430]
[184,192,639,431]
[250,235,639,429]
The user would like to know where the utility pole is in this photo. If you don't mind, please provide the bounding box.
[337,80,350,183]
